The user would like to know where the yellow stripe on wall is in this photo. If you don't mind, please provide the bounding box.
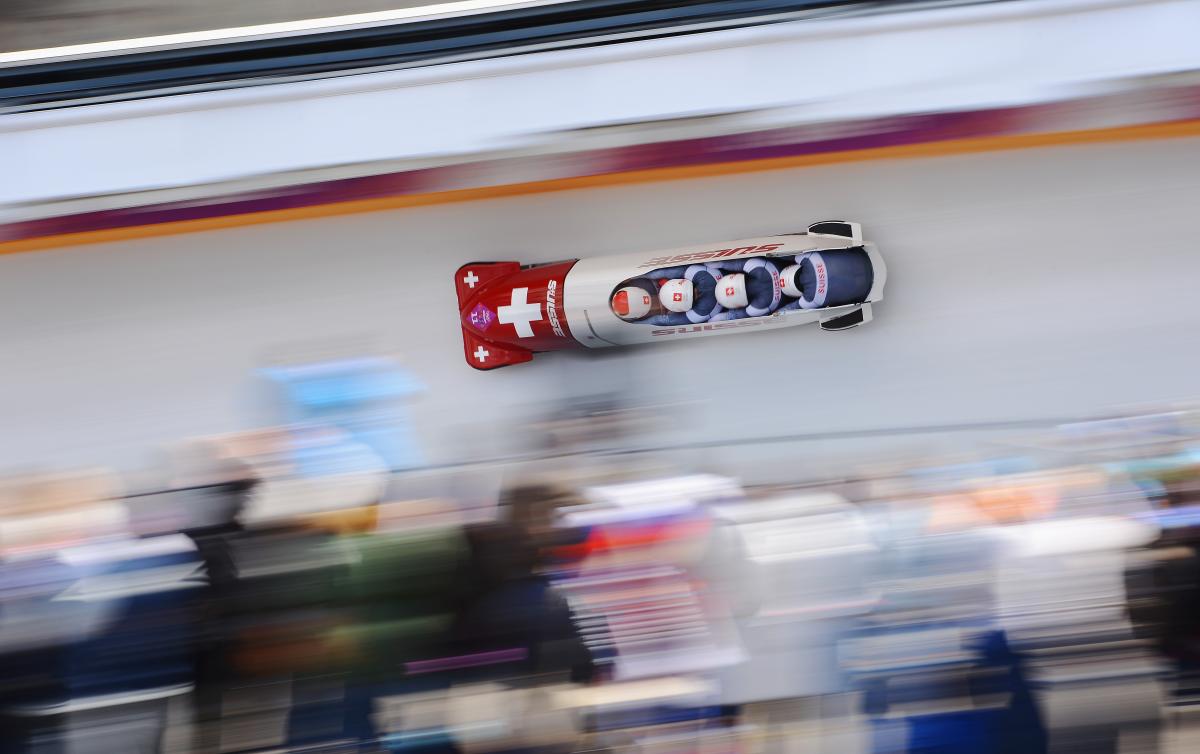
[4,118,1200,257]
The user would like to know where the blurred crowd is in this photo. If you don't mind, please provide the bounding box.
[2,409,1200,754]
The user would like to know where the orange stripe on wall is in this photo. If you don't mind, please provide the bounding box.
[4,118,1200,257]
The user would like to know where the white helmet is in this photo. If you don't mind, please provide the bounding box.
[659,279,694,313]
[611,286,653,320]
[779,264,803,298]
[715,273,748,309]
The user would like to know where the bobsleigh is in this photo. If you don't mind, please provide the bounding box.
[454,220,886,370]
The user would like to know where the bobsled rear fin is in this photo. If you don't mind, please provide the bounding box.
[820,304,871,331]
[807,221,863,243]
[454,261,522,306]
[461,329,533,371]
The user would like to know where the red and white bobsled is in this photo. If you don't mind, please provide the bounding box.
[454,221,887,370]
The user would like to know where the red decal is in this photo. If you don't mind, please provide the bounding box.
[641,242,784,268]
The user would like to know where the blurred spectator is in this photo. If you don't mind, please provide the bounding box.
[451,482,595,685]
[709,491,874,752]
[0,470,199,754]
[2,409,1200,753]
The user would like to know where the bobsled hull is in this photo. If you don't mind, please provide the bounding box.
[455,222,887,370]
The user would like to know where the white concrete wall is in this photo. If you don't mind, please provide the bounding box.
[5,0,1200,205]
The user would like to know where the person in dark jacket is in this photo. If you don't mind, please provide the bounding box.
[451,483,595,685]
[179,475,259,754]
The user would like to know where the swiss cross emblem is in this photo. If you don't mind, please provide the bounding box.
[672,292,683,302]
[725,286,736,296]
[642,295,650,305]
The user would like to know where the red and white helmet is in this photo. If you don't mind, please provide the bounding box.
[611,286,653,320]
[715,273,748,309]
[658,279,694,313]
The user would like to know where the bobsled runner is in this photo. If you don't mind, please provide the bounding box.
[454,221,886,370]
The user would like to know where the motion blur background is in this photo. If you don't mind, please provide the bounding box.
[4,0,1200,752]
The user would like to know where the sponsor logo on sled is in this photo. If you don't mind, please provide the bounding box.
[469,303,496,332]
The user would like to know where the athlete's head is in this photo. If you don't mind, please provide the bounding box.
[611,286,653,320]
[714,273,748,309]
[658,279,694,313]
[779,264,803,298]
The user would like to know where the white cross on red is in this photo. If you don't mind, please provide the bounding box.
[497,287,542,338]
[473,345,490,362]
[463,270,480,288]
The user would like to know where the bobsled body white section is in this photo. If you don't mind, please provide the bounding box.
[561,233,872,349]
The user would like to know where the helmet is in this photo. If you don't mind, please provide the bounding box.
[715,273,748,309]
[659,279,695,313]
[779,264,803,298]
[611,286,653,320]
